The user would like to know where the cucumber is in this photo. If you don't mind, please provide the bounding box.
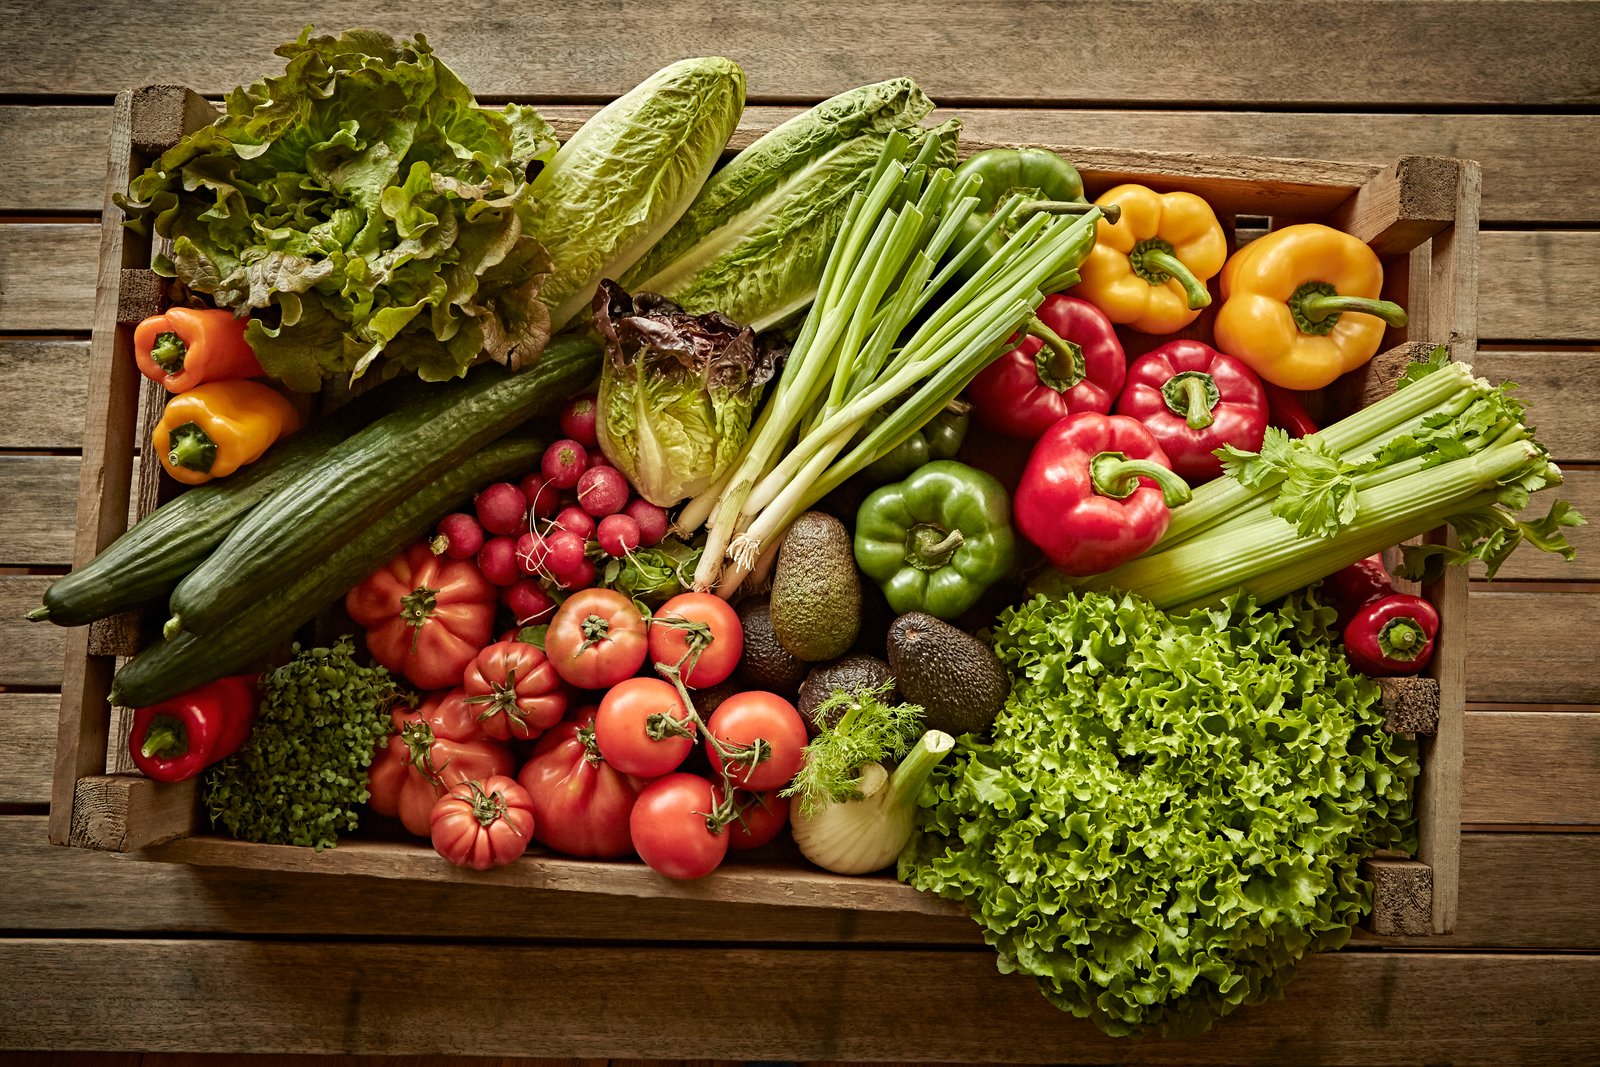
[108,433,545,709]
[166,334,601,639]
[29,376,418,627]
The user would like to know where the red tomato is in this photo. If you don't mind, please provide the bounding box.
[517,706,639,859]
[593,677,695,777]
[705,691,808,791]
[648,592,744,689]
[630,773,729,880]
[726,790,790,851]
[346,541,496,690]
[367,691,515,837]
[545,588,649,689]
[429,775,535,870]
[462,640,567,742]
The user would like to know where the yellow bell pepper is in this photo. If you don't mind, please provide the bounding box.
[1073,184,1227,334]
[1213,223,1409,390]
[152,379,302,486]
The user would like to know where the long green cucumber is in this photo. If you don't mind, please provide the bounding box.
[165,334,601,639]
[28,377,419,627]
[108,434,545,709]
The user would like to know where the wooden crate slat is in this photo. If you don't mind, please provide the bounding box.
[1472,349,1600,463]
[0,697,59,805]
[1363,857,1433,936]
[1326,155,1462,255]
[1466,591,1600,705]
[0,340,91,449]
[1463,711,1600,825]
[69,775,197,851]
[0,576,65,688]
[0,223,100,330]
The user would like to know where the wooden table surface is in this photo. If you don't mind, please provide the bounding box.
[2,2,1598,1063]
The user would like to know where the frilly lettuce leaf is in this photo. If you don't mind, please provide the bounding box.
[901,590,1418,1037]
[117,27,557,390]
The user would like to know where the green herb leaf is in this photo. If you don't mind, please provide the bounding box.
[1267,436,1359,537]
[1398,498,1586,583]
[781,681,924,815]
[1395,344,1450,389]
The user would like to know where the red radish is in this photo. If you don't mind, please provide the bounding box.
[477,536,521,587]
[560,394,600,448]
[434,512,485,561]
[475,482,528,536]
[562,558,598,591]
[624,499,670,547]
[544,529,588,586]
[597,514,642,558]
[553,506,597,541]
[515,531,550,576]
[502,578,557,624]
[577,464,629,517]
[520,474,563,520]
[541,439,588,490]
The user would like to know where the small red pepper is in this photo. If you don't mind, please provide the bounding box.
[1263,382,1319,439]
[1344,594,1440,677]
[1014,412,1193,576]
[966,294,1126,440]
[127,675,258,782]
[1113,340,1268,485]
[1323,554,1397,628]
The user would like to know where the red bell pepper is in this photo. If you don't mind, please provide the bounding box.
[1343,593,1439,676]
[1323,554,1396,628]
[1263,382,1319,438]
[1114,340,1268,484]
[1014,412,1193,576]
[368,690,516,837]
[966,294,1126,440]
[128,675,258,782]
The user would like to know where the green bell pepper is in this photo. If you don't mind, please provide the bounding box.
[860,398,971,483]
[853,460,1017,620]
[952,147,1119,290]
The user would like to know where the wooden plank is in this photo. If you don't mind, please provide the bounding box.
[1363,858,1432,936]
[1479,231,1600,341]
[68,775,196,851]
[0,695,57,805]
[0,576,63,688]
[2,939,1598,1062]
[1438,833,1600,950]
[0,106,111,213]
[1472,349,1600,464]
[0,457,80,566]
[1466,591,1600,704]
[0,224,99,331]
[1463,711,1600,825]
[0,340,91,450]
[4,1,1598,107]
[1326,156,1461,256]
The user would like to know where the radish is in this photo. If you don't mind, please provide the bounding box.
[515,531,550,576]
[541,439,588,490]
[577,464,630,517]
[434,512,485,560]
[520,473,563,521]
[624,499,670,547]
[502,579,557,624]
[597,514,642,558]
[475,482,528,536]
[553,505,597,541]
[560,393,600,448]
[477,536,521,587]
[543,529,589,586]
[562,557,598,591]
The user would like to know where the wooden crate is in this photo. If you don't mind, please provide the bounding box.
[48,85,1478,938]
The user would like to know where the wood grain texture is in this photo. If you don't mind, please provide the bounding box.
[0,695,57,805]
[0,341,90,450]
[1363,858,1433,936]
[0,224,99,330]
[4,1,1597,107]
[1463,711,1600,825]
[68,775,196,851]
[0,457,80,566]
[1479,231,1600,341]
[1466,591,1600,704]
[1476,469,1598,581]
[0,106,111,213]
[1325,156,1460,257]
[0,576,64,688]
[2,939,1597,1062]
[1472,349,1600,464]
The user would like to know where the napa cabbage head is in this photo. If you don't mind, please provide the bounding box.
[592,282,779,507]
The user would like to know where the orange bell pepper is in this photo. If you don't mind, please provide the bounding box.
[1073,185,1227,334]
[152,380,302,486]
[134,307,264,393]
[1213,223,1409,390]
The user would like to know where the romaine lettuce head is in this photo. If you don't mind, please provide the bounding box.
[117,28,559,390]
[901,590,1419,1037]
[592,281,779,507]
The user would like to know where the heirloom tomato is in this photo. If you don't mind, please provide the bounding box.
[545,588,648,688]
[517,706,640,859]
[346,541,495,690]
[367,690,514,837]
[430,775,535,870]
[462,640,567,741]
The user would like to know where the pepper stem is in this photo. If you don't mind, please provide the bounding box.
[1161,371,1221,430]
[165,422,218,473]
[1290,281,1408,334]
[140,718,187,760]
[1130,240,1212,310]
[1027,317,1084,392]
[906,524,965,571]
[1378,617,1428,661]
[1016,199,1122,226]
[1089,451,1193,506]
[150,332,187,374]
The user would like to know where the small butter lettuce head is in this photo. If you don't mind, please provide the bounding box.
[593,281,779,507]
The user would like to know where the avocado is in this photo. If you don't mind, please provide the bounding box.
[768,511,861,662]
[887,612,1009,737]
[798,654,897,735]
[736,598,809,694]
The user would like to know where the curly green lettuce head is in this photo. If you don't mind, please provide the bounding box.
[592,281,779,507]
[900,590,1418,1038]
[117,27,559,389]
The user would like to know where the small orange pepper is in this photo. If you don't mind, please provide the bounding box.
[134,307,264,393]
[1073,185,1227,334]
[1213,224,1409,390]
[152,380,302,486]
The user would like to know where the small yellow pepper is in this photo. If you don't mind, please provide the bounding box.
[1073,184,1227,334]
[152,380,302,486]
[1213,223,1409,390]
